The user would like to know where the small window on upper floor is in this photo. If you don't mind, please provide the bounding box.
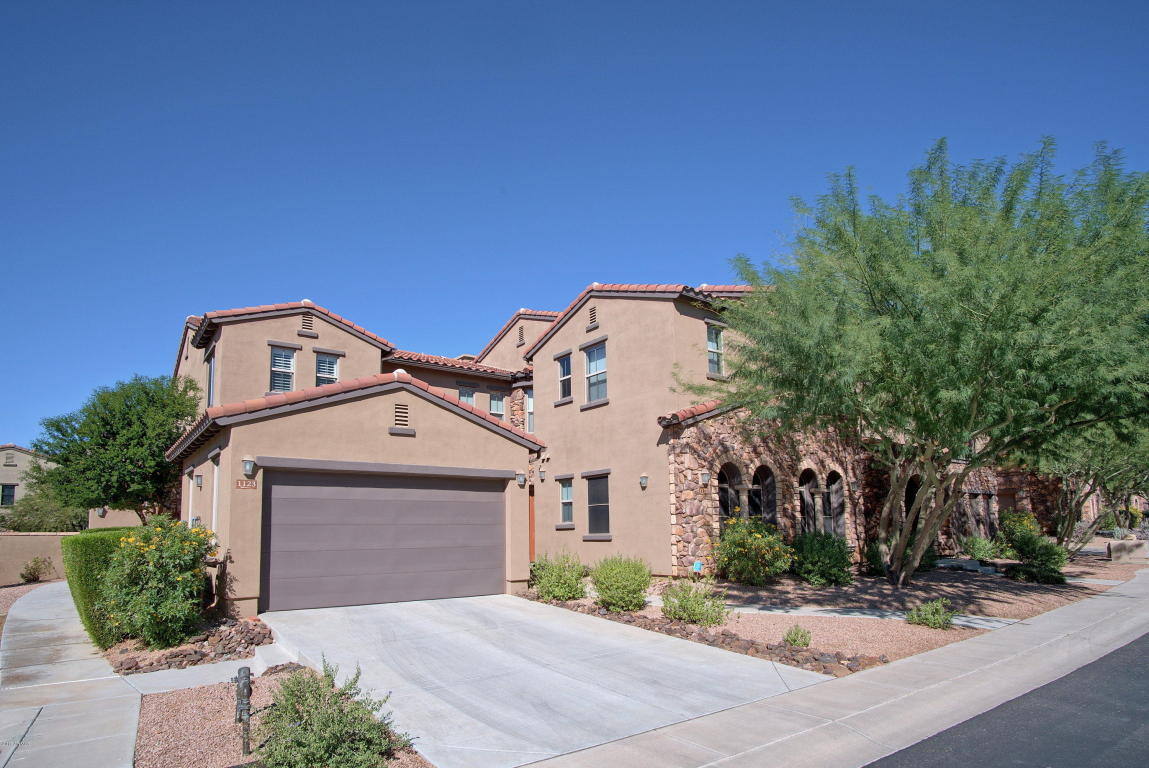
[3,452,15,467]
[489,391,505,420]
[585,343,607,402]
[525,387,535,432]
[517,326,525,345]
[316,353,339,386]
[707,325,724,376]
[269,346,295,392]
[206,351,217,406]
[557,354,572,399]
[459,387,476,406]
[559,478,573,524]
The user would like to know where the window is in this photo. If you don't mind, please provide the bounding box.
[206,351,216,406]
[315,353,339,386]
[3,452,14,466]
[587,476,609,534]
[525,388,534,432]
[559,478,573,523]
[707,325,724,376]
[557,355,572,399]
[459,387,476,405]
[585,343,607,402]
[1,484,16,506]
[269,346,295,392]
[489,391,505,420]
[748,466,777,525]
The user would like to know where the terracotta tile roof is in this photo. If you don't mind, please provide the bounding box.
[388,350,518,378]
[166,371,543,460]
[656,399,728,427]
[0,444,40,454]
[474,308,561,363]
[191,300,394,350]
[524,283,752,358]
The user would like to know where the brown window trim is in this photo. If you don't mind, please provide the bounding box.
[584,322,599,332]
[553,473,575,481]
[296,330,320,339]
[552,348,573,360]
[580,399,609,411]
[580,468,611,478]
[706,372,729,382]
[388,427,416,437]
[553,396,573,408]
[312,347,346,357]
[266,340,303,350]
[582,534,612,542]
[578,334,608,352]
[555,522,575,531]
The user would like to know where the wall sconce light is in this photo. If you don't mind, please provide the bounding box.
[194,474,203,489]
[539,470,546,481]
[515,472,527,487]
[96,507,107,519]
[701,471,711,484]
[242,459,256,477]
[639,474,649,490]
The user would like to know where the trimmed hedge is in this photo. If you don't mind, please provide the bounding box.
[61,527,135,649]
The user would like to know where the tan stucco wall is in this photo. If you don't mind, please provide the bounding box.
[175,312,388,410]
[0,532,73,585]
[380,361,511,417]
[478,316,553,371]
[179,388,534,617]
[174,325,213,411]
[0,449,49,507]
[87,508,143,529]
[527,296,721,574]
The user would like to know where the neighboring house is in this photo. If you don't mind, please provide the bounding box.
[165,287,1014,617]
[0,445,50,509]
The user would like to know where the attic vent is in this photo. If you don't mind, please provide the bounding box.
[588,305,597,325]
[394,402,410,428]
[517,326,525,345]
[301,314,314,331]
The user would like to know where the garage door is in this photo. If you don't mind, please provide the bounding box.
[262,470,507,611]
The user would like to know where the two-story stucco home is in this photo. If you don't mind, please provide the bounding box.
[165,285,1004,617]
[0,445,50,510]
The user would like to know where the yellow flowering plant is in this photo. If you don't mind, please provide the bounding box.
[100,515,216,648]
[714,517,794,586]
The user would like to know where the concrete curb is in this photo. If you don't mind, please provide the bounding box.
[526,568,1149,767]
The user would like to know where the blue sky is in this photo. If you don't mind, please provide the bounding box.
[3,1,1146,446]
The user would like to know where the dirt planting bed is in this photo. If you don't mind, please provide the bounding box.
[134,665,433,768]
[105,616,273,674]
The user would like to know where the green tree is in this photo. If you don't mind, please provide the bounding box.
[0,483,87,532]
[30,376,200,525]
[715,139,1149,585]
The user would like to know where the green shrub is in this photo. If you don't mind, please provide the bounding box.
[714,518,794,586]
[782,624,811,647]
[257,659,410,768]
[661,579,728,626]
[906,598,956,629]
[1004,530,1068,584]
[961,535,998,562]
[790,531,854,586]
[60,527,136,648]
[1127,508,1144,528]
[20,556,54,583]
[531,553,586,601]
[99,517,216,649]
[999,509,1041,545]
[863,534,939,576]
[863,540,886,576]
[590,556,651,612]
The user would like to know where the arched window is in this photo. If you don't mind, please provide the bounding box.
[798,469,818,534]
[825,471,846,536]
[748,466,777,525]
[717,463,742,532]
[904,475,922,522]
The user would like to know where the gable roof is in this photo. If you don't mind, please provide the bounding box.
[386,350,519,380]
[165,371,544,461]
[523,283,752,359]
[656,399,731,428]
[474,309,561,363]
[0,444,47,459]
[190,300,394,352]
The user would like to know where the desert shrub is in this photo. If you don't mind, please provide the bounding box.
[257,659,410,768]
[590,556,651,612]
[0,486,87,532]
[661,579,728,626]
[1110,526,1131,539]
[790,531,854,587]
[863,540,886,576]
[1003,530,1067,584]
[782,624,811,647]
[961,535,998,562]
[999,509,1041,546]
[531,553,586,601]
[60,526,136,648]
[714,518,794,586]
[20,556,54,583]
[1126,508,1144,528]
[99,517,216,648]
[906,598,956,629]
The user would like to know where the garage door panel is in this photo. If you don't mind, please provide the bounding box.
[264,471,507,611]
[268,545,506,580]
[268,498,505,527]
[269,522,505,553]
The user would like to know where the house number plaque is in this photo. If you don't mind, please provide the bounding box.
[235,479,257,490]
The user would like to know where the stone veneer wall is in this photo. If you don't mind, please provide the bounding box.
[664,409,869,577]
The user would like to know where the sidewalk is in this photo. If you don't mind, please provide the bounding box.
[0,582,139,768]
[528,569,1149,767]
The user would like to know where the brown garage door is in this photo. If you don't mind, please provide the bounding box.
[262,470,506,611]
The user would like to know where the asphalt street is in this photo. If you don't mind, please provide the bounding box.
[865,631,1149,767]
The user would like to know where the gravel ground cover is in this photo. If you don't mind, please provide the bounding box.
[135,666,433,768]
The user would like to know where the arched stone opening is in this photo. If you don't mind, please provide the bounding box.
[748,465,777,525]
[798,468,818,534]
[717,463,743,533]
[824,471,846,536]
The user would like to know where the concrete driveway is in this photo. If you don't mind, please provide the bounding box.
[261,595,826,768]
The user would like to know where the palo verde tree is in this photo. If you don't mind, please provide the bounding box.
[715,139,1149,585]
[29,375,200,525]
